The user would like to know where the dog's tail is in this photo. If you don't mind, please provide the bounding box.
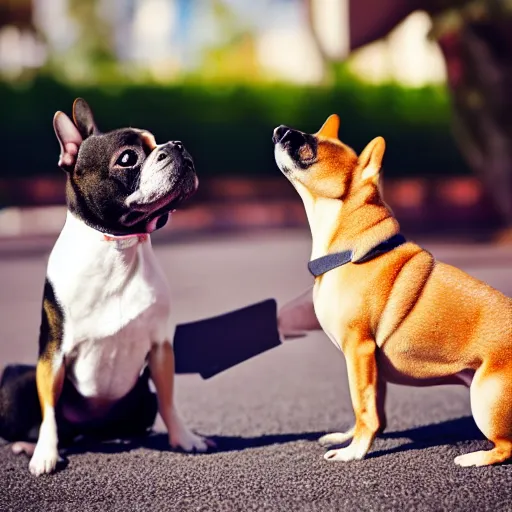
[0,365,41,442]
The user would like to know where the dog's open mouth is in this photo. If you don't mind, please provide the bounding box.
[123,174,198,229]
[123,193,181,227]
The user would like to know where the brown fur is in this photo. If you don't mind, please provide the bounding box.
[275,114,512,466]
[35,359,64,422]
[148,341,177,445]
[138,131,157,152]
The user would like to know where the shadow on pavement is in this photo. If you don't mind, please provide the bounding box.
[62,430,327,457]
[368,416,486,459]
[60,416,485,459]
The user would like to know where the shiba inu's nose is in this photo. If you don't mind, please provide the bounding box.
[273,125,291,144]
[274,126,308,151]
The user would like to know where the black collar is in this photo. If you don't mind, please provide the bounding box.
[308,233,406,277]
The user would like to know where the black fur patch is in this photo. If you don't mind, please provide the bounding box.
[295,135,318,170]
[0,365,41,441]
[0,365,157,443]
[38,277,64,360]
[279,130,317,170]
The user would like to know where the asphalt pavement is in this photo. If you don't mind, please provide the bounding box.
[1,229,511,511]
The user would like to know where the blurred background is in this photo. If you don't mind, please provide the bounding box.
[0,0,511,240]
[1,2,512,504]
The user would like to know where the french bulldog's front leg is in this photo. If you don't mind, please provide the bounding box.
[30,357,65,475]
[148,341,211,452]
[324,334,382,462]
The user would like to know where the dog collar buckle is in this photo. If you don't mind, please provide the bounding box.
[308,234,406,277]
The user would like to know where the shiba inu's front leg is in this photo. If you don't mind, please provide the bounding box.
[319,377,387,449]
[30,357,65,475]
[324,334,382,462]
[148,341,210,452]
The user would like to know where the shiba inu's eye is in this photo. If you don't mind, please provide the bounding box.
[116,149,138,167]
[299,145,314,161]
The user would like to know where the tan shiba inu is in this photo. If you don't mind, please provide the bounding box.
[273,114,512,467]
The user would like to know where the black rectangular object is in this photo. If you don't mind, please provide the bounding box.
[173,299,282,379]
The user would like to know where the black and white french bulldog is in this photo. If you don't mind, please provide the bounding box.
[0,98,211,475]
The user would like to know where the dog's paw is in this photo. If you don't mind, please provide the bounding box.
[324,443,368,462]
[170,428,214,453]
[454,452,483,467]
[318,428,354,447]
[454,448,511,467]
[29,444,60,476]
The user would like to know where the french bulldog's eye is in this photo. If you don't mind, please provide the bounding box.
[116,150,138,167]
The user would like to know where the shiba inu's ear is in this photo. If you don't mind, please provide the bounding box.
[316,114,340,139]
[359,137,386,181]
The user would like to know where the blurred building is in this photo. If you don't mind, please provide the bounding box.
[0,0,46,76]
[0,0,446,86]
[346,10,446,86]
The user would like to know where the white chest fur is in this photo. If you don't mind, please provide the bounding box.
[313,278,342,351]
[313,269,366,353]
[47,212,171,400]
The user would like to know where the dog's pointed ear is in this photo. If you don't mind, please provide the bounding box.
[53,111,83,171]
[359,137,386,181]
[72,98,98,139]
[316,114,340,139]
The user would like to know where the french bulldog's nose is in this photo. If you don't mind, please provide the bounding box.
[273,125,291,144]
[157,141,183,161]
[156,149,169,162]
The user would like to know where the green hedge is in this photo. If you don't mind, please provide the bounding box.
[1,76,468,178]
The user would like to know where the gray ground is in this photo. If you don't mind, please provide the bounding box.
[1,230,511,512]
